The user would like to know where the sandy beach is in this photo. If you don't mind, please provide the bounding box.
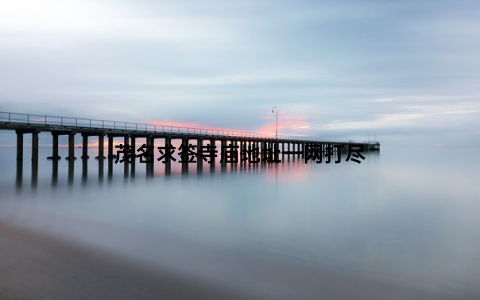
[1,220,466,300]
[0,221,256,300]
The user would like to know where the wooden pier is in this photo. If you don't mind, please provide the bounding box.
[0,112,380,170]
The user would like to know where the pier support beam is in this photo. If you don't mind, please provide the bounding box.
[66,133,76,160]
[130,137,136,155]
[130,136,136,175]
[108,135,114,158]
[181,138,189,174]
[260,141,264,161]
[209,139,216,170]
[197,139,203,171]
[124,136,129,176]
[274,141,279,162]
[220,140,226,164]
[233,140,238,166]
[96,135,105,159]
[146,136,154,176]
[261,141,267,162]
[16,130,23,161]
[31,131,39,162]
[164,137,171,175]
[81,134,89,159]
[48,133,61,159]
[242,141,247,163]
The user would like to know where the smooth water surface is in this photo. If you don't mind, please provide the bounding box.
[0,147,479,299]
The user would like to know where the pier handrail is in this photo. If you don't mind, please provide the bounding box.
[0,111,362,144]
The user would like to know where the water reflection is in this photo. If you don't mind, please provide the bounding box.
[31,159,38,189]
[68,159,74,186]
[147,161,155,178]
[16,159,22,189]
[4,147,480,300]
[131,159,136,177]
[82,158,88,185]
[11,150,381,189]
[52,159,58,187]
[124,156,129,178]
[98,159,104,182]
[108,158,113,180]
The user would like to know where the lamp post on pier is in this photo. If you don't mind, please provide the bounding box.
[271,106,278,140]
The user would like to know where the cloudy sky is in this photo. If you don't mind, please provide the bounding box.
[0,0,479,147]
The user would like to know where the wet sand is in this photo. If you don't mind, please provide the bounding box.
[0,222,255,300]
[0,221,473,300]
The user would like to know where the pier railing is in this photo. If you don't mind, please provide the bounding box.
[0,111,364,144]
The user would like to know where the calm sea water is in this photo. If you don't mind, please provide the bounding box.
[0,146,479,299]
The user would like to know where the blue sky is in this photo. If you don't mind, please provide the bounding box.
[0,0,479,147]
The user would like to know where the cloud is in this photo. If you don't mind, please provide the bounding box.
[0,0,233,44]
[374,98,395,102]
[1,0,480,147]
[314,100,480,133]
